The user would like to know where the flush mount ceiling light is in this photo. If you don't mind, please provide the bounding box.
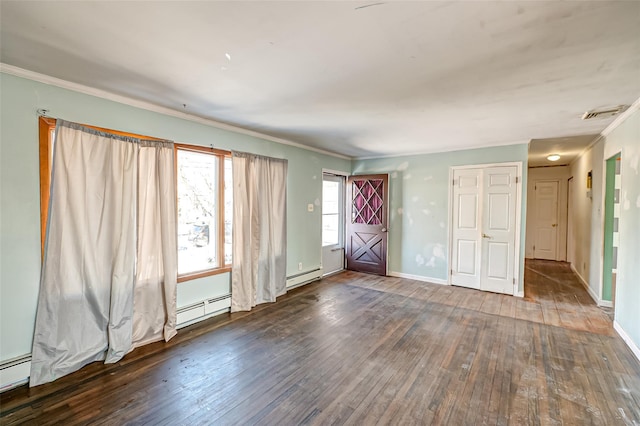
[547,154,561,162]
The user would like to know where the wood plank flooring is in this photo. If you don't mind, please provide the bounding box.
[1,259,639,425]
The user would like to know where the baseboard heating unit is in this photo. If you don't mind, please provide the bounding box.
[286,268,322,289]
[0,354,31,392]
[176,294,232,329]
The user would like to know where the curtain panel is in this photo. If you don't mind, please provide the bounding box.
[231,151,287,312]
[30,120,177,387]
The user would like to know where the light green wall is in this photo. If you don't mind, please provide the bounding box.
[0,72,351,361]
[603,108,640,354]
[353,144,529,289]
[568,139,605,296]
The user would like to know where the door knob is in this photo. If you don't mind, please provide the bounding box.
[482,233,491,239]
[381,228,388,232]
[552,224,557,227]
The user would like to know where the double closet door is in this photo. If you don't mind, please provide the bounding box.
[451,166,518,295]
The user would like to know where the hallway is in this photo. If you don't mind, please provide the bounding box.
[524,259,614,332]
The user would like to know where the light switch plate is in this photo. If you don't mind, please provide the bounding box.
[307,204,314,212]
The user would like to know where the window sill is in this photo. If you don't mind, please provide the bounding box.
[177,266,232,283]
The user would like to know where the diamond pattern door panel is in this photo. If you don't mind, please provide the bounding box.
[352,179,384,225]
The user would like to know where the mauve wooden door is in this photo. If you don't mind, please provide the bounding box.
[346,174,388,275]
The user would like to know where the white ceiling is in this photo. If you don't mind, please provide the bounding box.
[1,1,639,159]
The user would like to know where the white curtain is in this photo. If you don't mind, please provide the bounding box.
[132,141,178,347]
[231,151,287,312]
[30,120,177,387]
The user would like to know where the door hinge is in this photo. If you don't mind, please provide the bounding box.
[452,179,456,186]
[450,269,454,275]
[515,176,519,184]
[513,278,516,285]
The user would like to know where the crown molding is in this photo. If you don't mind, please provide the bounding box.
[0,63,351,161]
[353,139,531,161]
[600,96,640,138]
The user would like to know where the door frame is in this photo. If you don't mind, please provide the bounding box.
[532,179,560,261]
[321,168,349,277]
[599,140,625,308]
[567,177,575,266]
[346,173,390,276]
[447,161,523,297]
[601,153,620,306]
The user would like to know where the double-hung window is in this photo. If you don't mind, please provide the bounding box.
[175,144,232,280]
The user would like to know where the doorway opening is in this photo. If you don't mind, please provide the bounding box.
[532,180,560,260]
[567,177,574,266]
[602,153,621,307]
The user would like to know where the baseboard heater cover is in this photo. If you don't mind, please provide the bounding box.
[177,294,231,329]
[1,354,31,392]
[286,268,322,289]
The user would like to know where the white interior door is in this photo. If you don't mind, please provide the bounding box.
[480,167,518,294]
[451,169,482,289]
[322,173,345,276]
[533,181,559,260]
[451,165,518,295]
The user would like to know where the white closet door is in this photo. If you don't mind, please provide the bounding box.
[480,166,517,294]
[451,165,518,295]
[451,169,482,289]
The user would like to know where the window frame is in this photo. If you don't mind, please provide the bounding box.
[174,143,232,282]
[38,118,232,283]
[39,117,56,258]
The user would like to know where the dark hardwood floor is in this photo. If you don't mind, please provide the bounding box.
[1,260,639,425]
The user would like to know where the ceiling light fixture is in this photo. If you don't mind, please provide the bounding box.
[547,154,561,162]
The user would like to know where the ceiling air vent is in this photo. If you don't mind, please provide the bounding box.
[582,105,629,120]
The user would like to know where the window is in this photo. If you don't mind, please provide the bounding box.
[39,118,232,282]
[322,175,344,247]
[175,144,232,280]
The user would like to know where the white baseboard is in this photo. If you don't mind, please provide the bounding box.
[613,321,640,363]
[570,264,600,304]
[1,355,31,392]
[599,300,613,308]
[388,271,448,285]
[322,268,345,278]
[515,290,524,298]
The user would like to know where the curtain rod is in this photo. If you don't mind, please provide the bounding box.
[38,110,229,152]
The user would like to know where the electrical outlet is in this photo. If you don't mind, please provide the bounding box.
[307,204,314,212]
[298,262,303,271]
